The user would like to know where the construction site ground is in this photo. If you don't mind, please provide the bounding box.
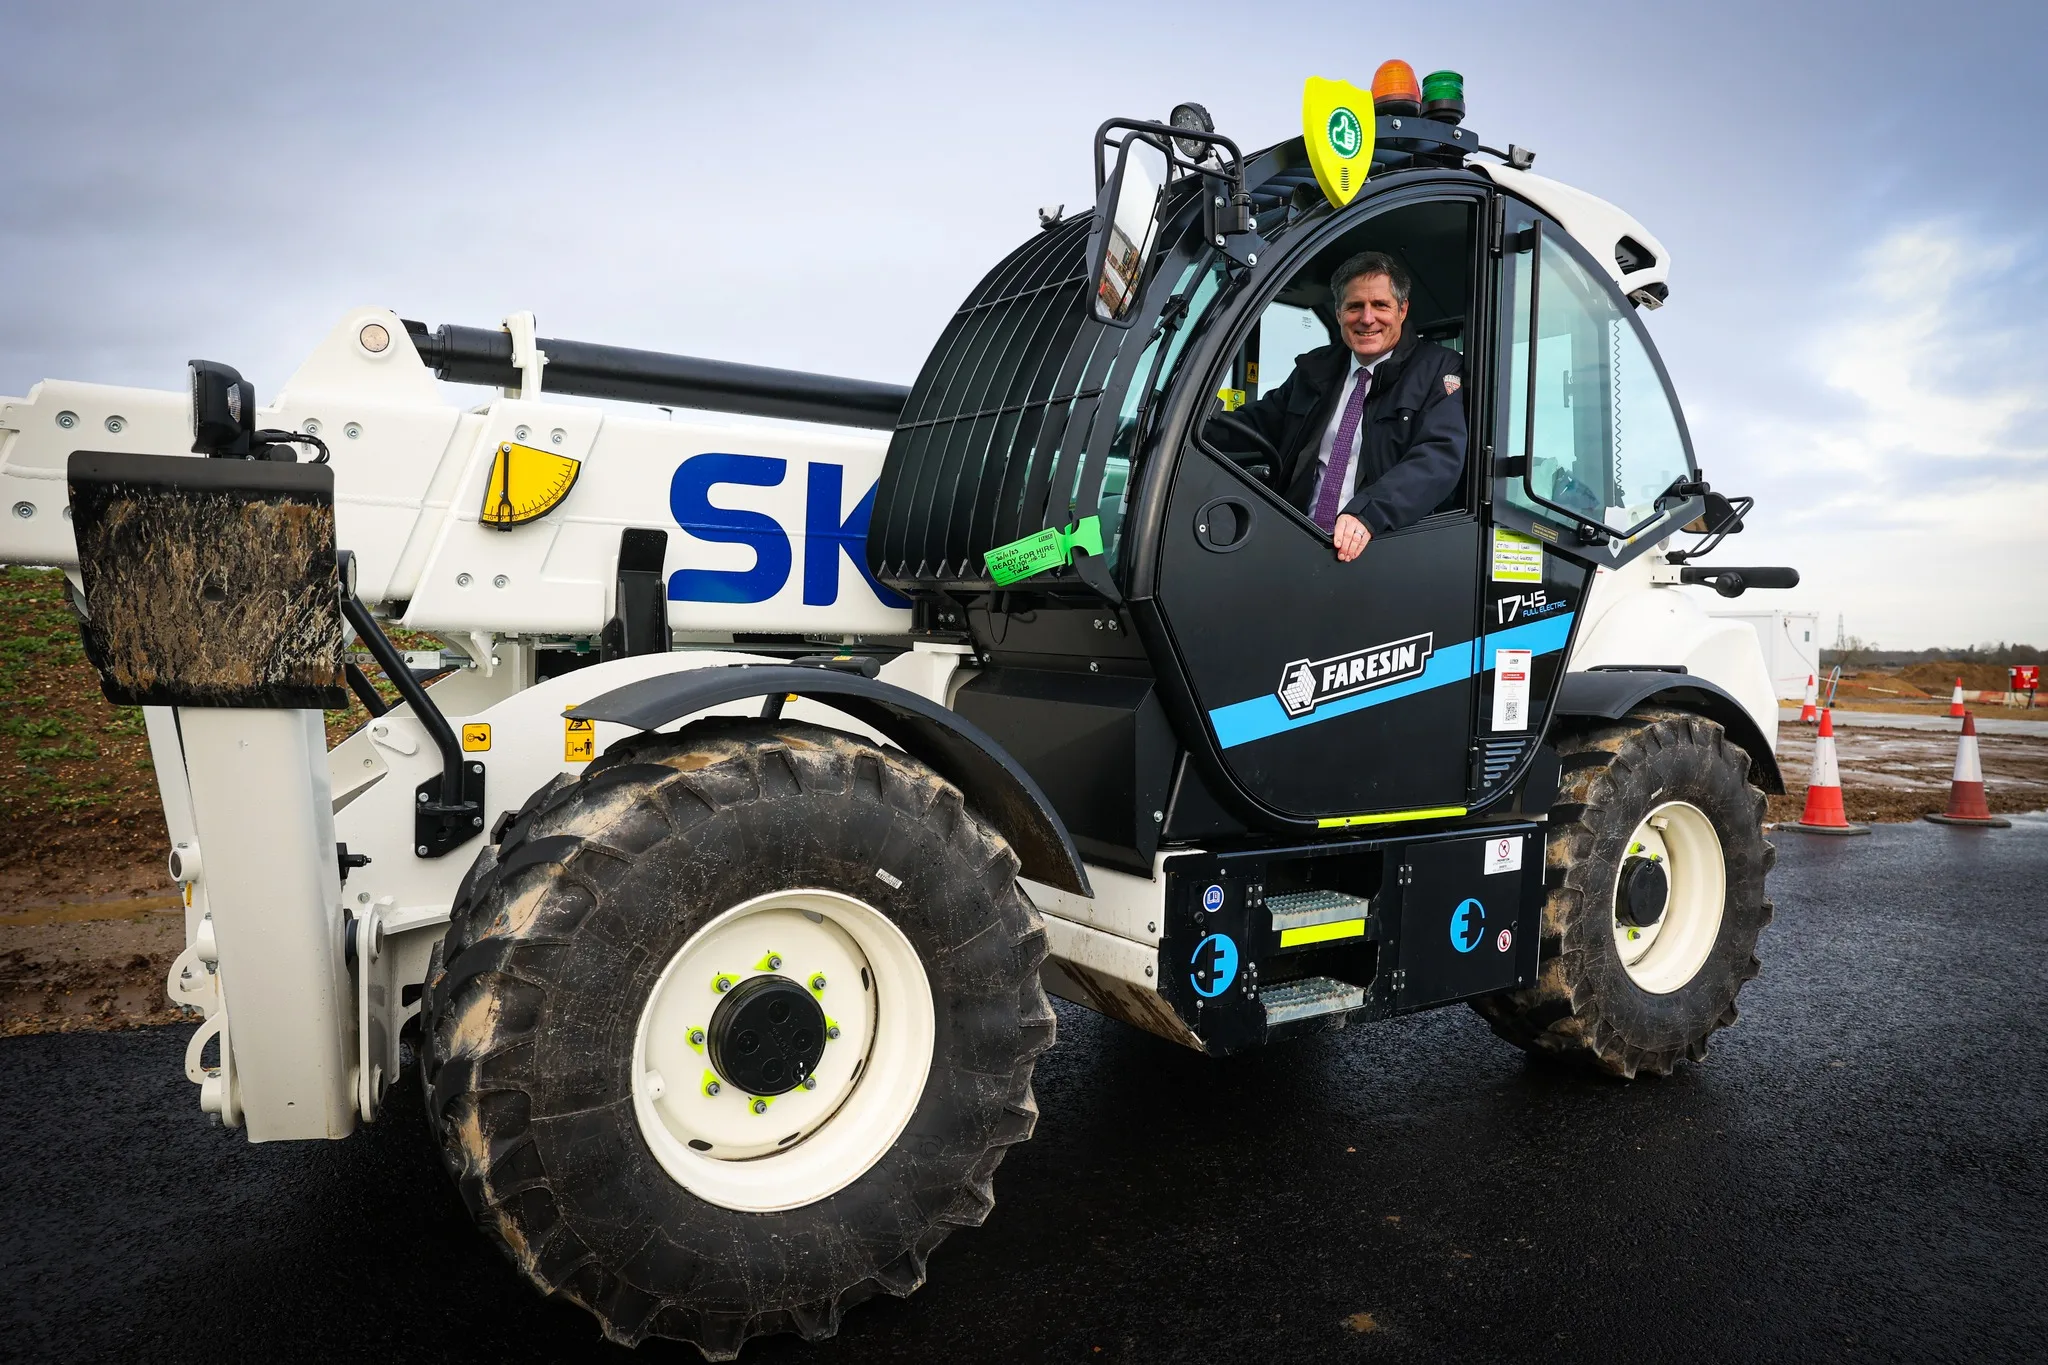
[5,563,2044,1033]
[9,819,2046,1363]
[0,567,406,1037]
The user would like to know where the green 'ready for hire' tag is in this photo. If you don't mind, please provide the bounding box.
[983,516,1104,587]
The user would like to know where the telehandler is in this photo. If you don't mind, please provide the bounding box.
[0,68,1796,1357]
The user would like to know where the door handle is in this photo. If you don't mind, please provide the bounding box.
[1194,495,1257,553]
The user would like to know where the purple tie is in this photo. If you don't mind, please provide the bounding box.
[1311,367,1370,533]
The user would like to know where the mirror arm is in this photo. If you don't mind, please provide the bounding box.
[1094,117,1247,209]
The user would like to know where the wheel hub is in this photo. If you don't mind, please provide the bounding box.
[1611,803,1726,994]
[707,974,826,1096]
[1615,855,1669,928]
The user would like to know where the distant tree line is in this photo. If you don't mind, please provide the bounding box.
[1820,642,2044,669]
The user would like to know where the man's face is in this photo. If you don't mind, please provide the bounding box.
[1338,273,1408,362]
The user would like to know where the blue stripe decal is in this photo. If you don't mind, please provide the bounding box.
[1206,611,1577,750]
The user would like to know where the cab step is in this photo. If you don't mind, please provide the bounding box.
[1265,889,1374,949]
[1259,975,1366,1038]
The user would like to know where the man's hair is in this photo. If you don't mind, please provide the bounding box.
[1331,251,1411,306]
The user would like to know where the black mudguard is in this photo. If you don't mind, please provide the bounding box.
[569,665,1092,895]
[1554,669,1784,794]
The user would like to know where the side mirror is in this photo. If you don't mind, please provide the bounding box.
[1088,134,1169,327]
[1682,490,1744,536]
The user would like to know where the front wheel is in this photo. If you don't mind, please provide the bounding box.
[419,719,1053,1358]
[1473,710,1774,1078]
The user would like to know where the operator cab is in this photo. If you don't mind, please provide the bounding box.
[868,71,1713,873]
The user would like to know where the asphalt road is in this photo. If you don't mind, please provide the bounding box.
[6,820,2047,1364]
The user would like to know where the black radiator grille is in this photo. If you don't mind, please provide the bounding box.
[1476,736,1530,789]
[869,216,1130,585]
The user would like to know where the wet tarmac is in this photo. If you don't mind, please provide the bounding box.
[5,819,2046,1364]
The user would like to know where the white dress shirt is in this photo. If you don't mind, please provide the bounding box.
[1313,349,1390,514]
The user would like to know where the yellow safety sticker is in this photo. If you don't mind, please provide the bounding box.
[1491,527,1544,583]
[1301,76,1377,208]
[460,722,492,752]
[1279,918,1366,948]
[1217,386,1246,412]
[1317,805,1467,829]
[564,716,596,762]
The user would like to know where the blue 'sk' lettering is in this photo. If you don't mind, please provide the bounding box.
[667,453,791,604]
[668,453,907,608]
[804,463,910,608]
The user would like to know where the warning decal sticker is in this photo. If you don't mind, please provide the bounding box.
[1491,527,1543,582]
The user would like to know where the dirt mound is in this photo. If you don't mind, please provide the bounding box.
[1900,661,2020,693]
[1831,671,1930,701]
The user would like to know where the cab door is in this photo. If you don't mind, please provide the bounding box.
[1490,204,1705,563]
[1149,191,1488,826]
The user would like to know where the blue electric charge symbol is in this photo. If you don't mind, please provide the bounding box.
[1202,883,1225,913]
[1191,933,1239,997]
[1450,898,1486,954]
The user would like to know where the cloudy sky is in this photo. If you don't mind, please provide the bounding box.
[4,0,2043,649]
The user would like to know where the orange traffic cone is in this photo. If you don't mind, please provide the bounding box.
[1949,677,1966,718]
[1782,709,1870,835]
[1924,713,2011,828]
[1799,673,1818,724]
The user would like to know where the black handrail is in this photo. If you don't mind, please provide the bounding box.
[337,553,465,810]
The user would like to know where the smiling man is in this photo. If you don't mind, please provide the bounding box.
[1217,251,1467,561]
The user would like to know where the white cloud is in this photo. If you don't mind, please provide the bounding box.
[1691,222,2048,649]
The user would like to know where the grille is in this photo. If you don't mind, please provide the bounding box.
[1476,736,1530,789]
[869,216,1122,584]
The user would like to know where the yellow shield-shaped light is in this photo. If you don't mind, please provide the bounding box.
[1302,77,1376,208]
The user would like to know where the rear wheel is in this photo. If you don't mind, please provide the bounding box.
[420,719,1053,1358]
[1472,710,1773,1077]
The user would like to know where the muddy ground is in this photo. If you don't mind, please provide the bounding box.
[0,566,403,1036]
[1765,720,2048,826]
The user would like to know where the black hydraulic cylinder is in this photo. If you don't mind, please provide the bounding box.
[404,321,908,430]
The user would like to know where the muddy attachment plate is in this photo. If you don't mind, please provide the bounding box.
[67,451,347,709]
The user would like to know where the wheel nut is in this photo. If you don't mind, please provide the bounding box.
[715,976,733,993]
[810,974,827,991]
[826,1025,841,1040]
[688,1028,705,1046]
[751,1098,768,1114]
[802,1075,818,1090]
[703,1079,721,1097]
[767,954,783,970]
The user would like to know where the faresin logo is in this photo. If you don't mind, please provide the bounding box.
[1275,632,1435,719]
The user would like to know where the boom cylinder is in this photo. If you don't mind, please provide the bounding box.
[404,321,909,430]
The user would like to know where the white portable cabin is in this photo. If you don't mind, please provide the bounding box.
[1706,609,1821,700]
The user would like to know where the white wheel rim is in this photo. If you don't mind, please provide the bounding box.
[631,889,934,1212]
[1612,801,1725,994]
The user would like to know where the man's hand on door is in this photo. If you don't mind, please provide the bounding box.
[1333,514,1372,562]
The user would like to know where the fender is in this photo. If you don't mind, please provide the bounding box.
[570,665,1092,895]
[1554,669,1784,794]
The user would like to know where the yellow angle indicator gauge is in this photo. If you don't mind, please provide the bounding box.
[480,441,582,529]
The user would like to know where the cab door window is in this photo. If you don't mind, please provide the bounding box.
[1245,301,1328,400]
[1503,225,1695,542]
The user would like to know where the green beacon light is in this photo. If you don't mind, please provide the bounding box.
[1421,70,1465,126]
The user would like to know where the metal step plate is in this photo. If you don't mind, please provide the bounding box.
[1259,975,1366,1030]
[1265,889,1372,948]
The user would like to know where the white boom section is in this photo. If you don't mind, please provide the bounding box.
[0,308,913,638]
